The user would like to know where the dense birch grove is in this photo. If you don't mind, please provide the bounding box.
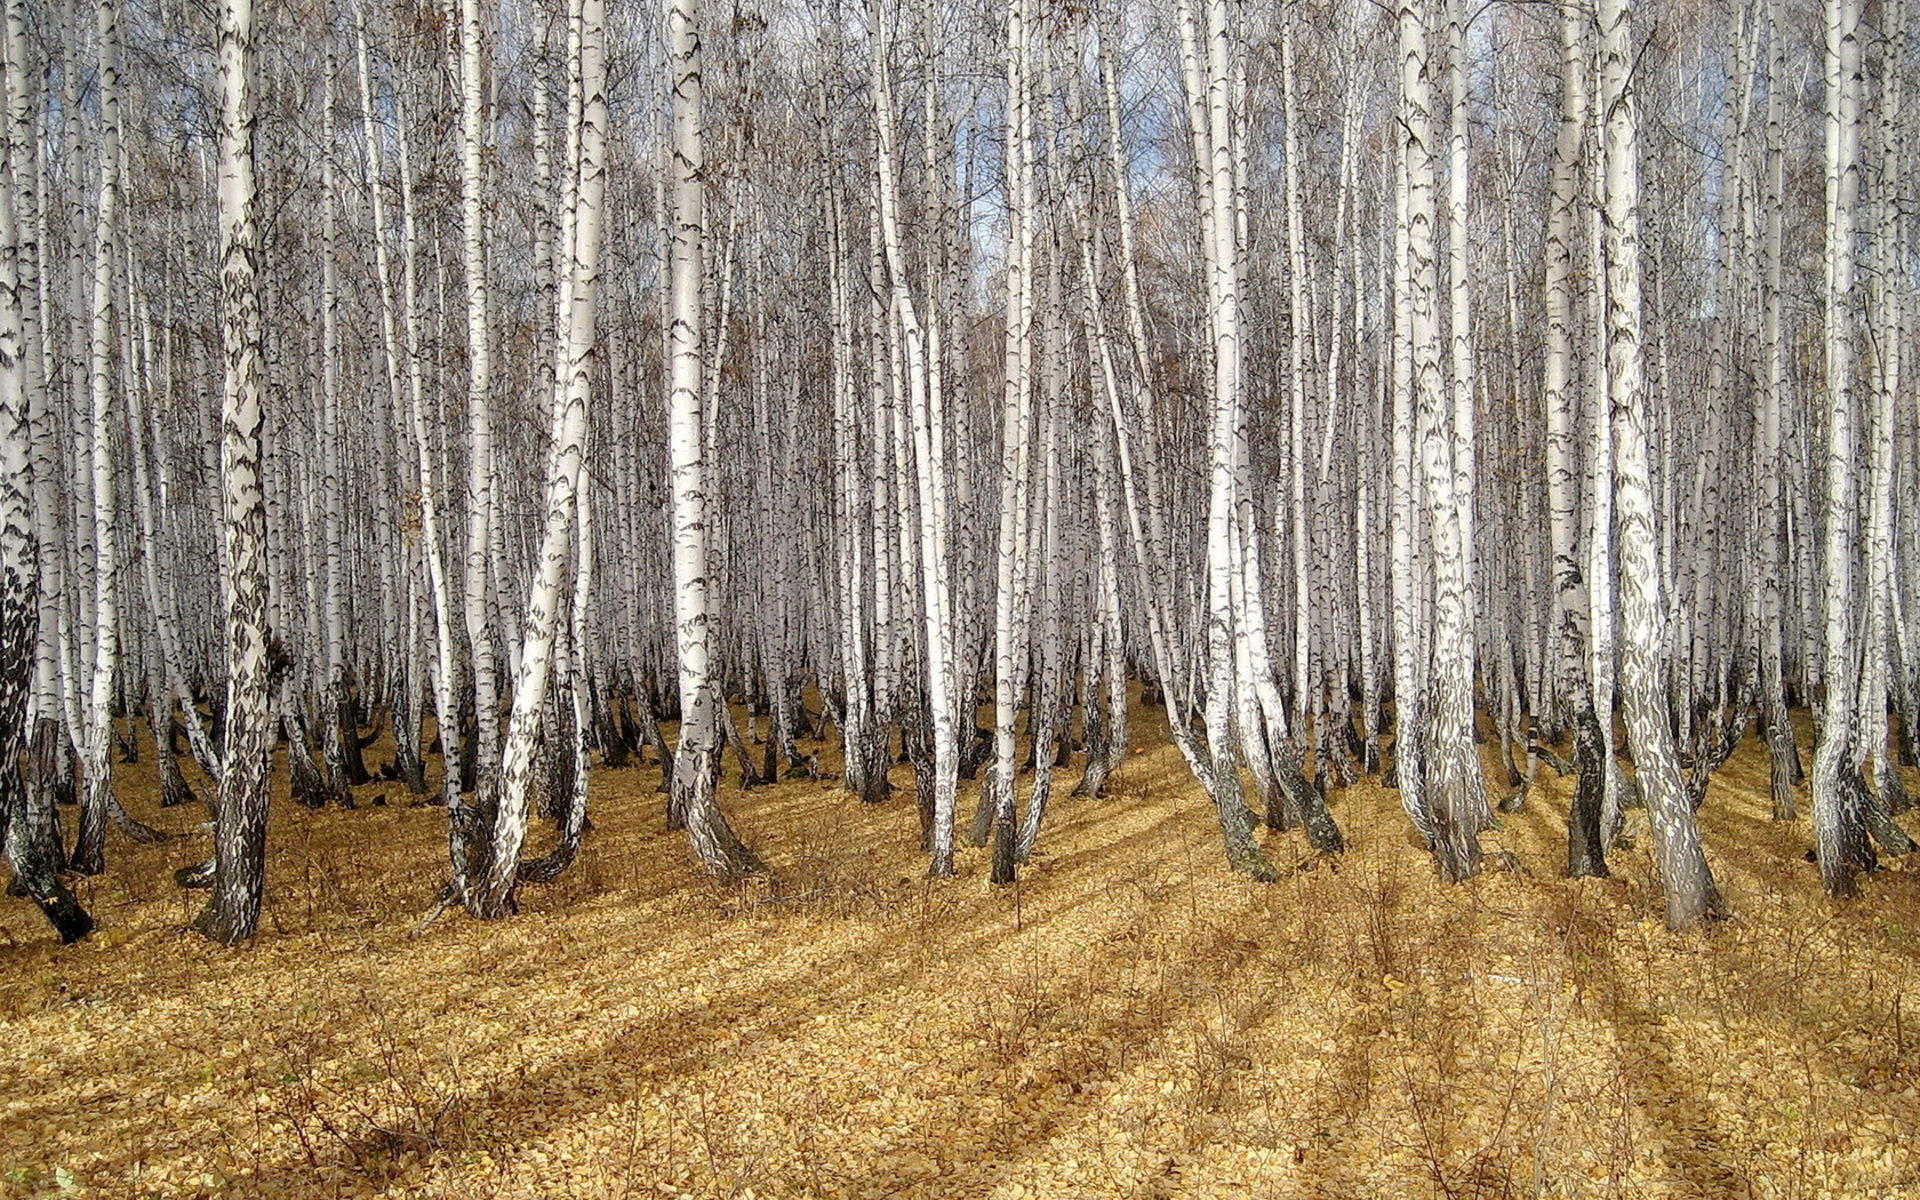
[3,0,1918,940]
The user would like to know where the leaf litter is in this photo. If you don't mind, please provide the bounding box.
[1,706,1918,1199]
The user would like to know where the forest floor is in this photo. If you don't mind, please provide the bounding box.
[2,702,1919,1200]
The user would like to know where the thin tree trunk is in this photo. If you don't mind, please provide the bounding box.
[871,0,958,876]
[1756,0,1799,820]
[667,0,759,876]
[1546,0,1606,878]
[987,0,1037,882]
[473,0,605,917]
[1179,0,1276,881]
[458,0,500,808]
[71,0,122,879]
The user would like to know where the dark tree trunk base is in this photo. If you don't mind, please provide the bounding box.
[965,779,995,847]
[5,783,93,943]
[69,799,107,877]
[1862,764,1917,857]
[1566,708,1610,879]
[159,748,197,809]
[518,838,578,884]
[990,819,1017,885]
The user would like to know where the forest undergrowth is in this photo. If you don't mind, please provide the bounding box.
[2,703,1918,1200]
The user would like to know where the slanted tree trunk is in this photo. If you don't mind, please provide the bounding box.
[1599,0,1724,928]
[472,0,605,918]
[870,0,959,875]
[353,13,431,803]
[386,57,467,848]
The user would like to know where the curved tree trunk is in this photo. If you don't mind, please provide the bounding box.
[1600,0,1725,927]
[472,0,605,918]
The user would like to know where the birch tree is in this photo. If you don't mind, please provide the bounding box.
[1756,0,1798,821]
[870,0,959,877]
[667,0,759,875]
[1544,0,1607,877]
[71,0,121,878]
[1808,0,1873,894]
[471,0,606,916]
[193,0,272,944]
[0,0,88,941]
[1177,0,1279,880]
[458,0,500,813]
[0,0,1905,932]
[1599,0,1724,927]
[1399,0,1485,880]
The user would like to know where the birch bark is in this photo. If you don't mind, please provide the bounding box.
[668,0,759,874]
[1600,0,1724,926]
[458,0,500,805]
[474,0,605,916]
[0,0,89,940]
[1178,0,1276,880]
[1401,0,1484,879]
[1809,0,1873,893]
[871,0,958,876]
[71,0,122,878]
[194,0,272,943]
[1546,0,1606,877]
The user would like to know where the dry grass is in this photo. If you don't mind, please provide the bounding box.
[2,703,1919,1199]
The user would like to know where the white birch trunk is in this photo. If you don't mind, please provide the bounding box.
[1600,0,1724,926]
[1401,0,1483,879]
[1179,0,1275,880]
[0,0,88,940]
[458,0,499,797]
[1389,133,1434,847]
[986,0,1037,878]
[194,0,272,943]
[72,0,121,877]
[474,0,605,917]
[668,0,758,874]
[1755,0,1797,817]
[1809,0,1872,892]
[871,0,958,876]
[1546,0,1606,876]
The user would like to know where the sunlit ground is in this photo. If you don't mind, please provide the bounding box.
[2,701,1917,1199]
